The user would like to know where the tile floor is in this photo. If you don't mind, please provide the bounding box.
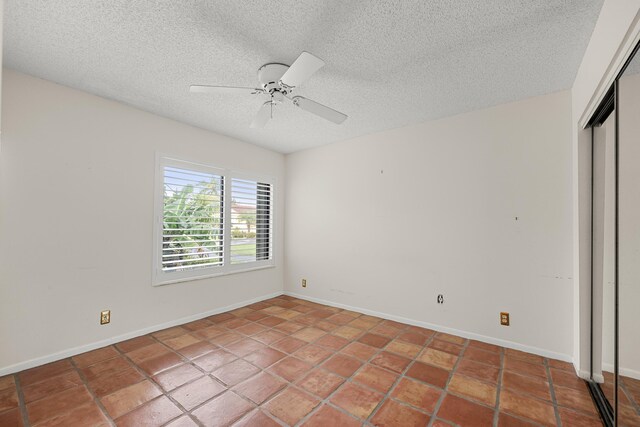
[0,295,603,427]
[600,372,640,426]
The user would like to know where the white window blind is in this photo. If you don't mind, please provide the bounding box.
[162,166,224,272]
[230,178,273,264]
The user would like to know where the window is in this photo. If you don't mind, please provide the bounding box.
[153,156,274,285]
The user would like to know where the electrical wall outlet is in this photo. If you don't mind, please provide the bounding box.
[437,294,444,304]
[100,310,111,325]
[500,312,510,326]
[302,279,307,288]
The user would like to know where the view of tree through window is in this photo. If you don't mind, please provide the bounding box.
[230,178,272,264]
[162,166,224,272]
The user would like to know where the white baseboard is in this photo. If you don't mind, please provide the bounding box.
[0,291,284,376]
[602,363,640,381]
[284,291,575,364]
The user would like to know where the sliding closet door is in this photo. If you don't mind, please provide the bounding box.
[617,51,640,427]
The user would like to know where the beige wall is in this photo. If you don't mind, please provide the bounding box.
[285,90,574,360]
[0,70,285,374]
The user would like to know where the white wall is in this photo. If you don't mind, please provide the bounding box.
[285,91,574,360]
[570,0,640,378]
[0,70,285,374]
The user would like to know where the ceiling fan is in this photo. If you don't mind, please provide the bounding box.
[190,51,348,128]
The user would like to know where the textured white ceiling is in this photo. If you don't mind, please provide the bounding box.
[4,0,603,153]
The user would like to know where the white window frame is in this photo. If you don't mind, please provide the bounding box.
[153,154,275,286]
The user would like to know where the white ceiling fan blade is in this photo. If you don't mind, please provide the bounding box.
[250,102,273,128]
[190,85,260,94]
[280,52,325,88]
[292,96,347,124]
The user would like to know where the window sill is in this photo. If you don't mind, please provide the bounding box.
[152,264,276,287]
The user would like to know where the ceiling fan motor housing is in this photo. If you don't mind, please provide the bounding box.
[258,63,290,96]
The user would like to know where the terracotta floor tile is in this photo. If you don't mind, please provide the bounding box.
[548,358,574,372]
[456,358,499,384]
[235,322,268,336]
[353,364,398,393]
[370,323,403,338]
[252,329,287,345]
[182,318,213,331]
[417,348,458,370]
[274,321,306,334]
[126,343,171,364]
[72,346,119,368]
[386,340,422,358]
[21,369,83,403]
[505,349,544,365]
[100,380,162,419]
[302,404,361,427]
[268,356,313,382]
[468,340,502,354]
[370,399,430,427]
[165,415,199,427]
[153,363,203,391]
[392,377,441,413]
[138,351,184,376]
[502,370,551,401]
[153,326,188,341]
[499,389,557,426]
[225,338,268,357]
[396,331,429,346]
[19,360,74,386]
[437,393,494,427]
[221,318,252,330]
[295,344,334,365]
[164,334,201,350]
[34,402,109,427]
[0,375,15,392]
[436,332,467,345]
[341,342,378,361]
[405,362,450,389]
[558,407,602,427]
[0,408,23,427]
[177,341,218,360]
[315,334,350,350]
[81,356,132,381]
[292,327,326,342]
[192,391,254,427]
[272,337,307,355]
[192,349,237,372]
[406,325,434,336]
[233,371,286,404]
[116,335,156,353]
[297,369,344,398]
[498,412,539,426]
[115,395,182,427]
[326,313,356,325]
[428,339,463,356]
[448,373,497,406]
[274,309,303,320]
[370,351,411,374]
[212,359,260,386]
[242,311,270,322]
[230,307,255,317]
[330,382,384,420]
[322,354,362,377]
[26,385,94,425]
[358,333,391,348]
[88,366,146,397]
[333,326,364,340]
[243,347,286,368]
[265,387,320,425]
[233,410,281,427]
[549,368,585,391]
[208,312,238,323]
[503,358,547,379]
[553,384,598,415]
[170,376,226,410]
[194,325,227,340]
[257,316,286,327]
[463,347,501,367]
[618,403,640,426]
[0,388,19,413]
[209,332,244,347]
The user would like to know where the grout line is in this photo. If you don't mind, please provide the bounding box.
[13,374,31,427]
[546,358,563,427]
[492,346,505,427]
[68,358,117,427]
